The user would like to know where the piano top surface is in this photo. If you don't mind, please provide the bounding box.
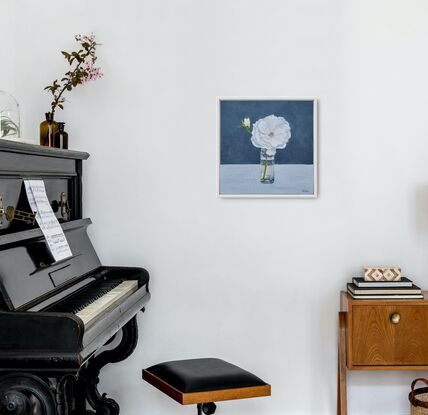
[0,139,89,160]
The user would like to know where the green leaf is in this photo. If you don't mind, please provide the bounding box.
[1,117,20,137]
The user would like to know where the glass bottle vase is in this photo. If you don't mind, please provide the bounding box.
[53,122,68,149]
[260,148,275,184]
[40,112,58,147]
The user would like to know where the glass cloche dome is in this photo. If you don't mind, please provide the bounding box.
[0,90,20,140]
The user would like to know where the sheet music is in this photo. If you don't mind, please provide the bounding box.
[24,180,72,261]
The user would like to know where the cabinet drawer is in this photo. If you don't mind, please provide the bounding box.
[352,305,428,366]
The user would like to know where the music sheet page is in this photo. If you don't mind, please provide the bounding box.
[24,180,72,261]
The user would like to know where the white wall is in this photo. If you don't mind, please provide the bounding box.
[0,1,16,106]
[3,0,428,413]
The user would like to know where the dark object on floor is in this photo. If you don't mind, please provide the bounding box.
[409,378,428,415]
[143,358,271,415]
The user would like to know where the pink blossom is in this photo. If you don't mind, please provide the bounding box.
[80,57,103,84]
[75,32,96,44]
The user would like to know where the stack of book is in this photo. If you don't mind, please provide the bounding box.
[347,277,423,299]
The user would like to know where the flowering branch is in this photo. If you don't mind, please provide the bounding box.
[44,33,103,118]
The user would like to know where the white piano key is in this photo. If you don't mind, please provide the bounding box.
[76,280,138,327]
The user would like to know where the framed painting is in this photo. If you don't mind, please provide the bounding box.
[217,97,317,198]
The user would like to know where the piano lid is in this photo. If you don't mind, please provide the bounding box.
[0,218,101,311]
[0,139,89,160]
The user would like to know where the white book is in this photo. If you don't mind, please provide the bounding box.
[348,290,424,300]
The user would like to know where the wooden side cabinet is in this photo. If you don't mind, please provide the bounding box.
[338,291,428,415]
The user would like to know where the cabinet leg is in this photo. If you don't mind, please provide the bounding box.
[338,311,347,415]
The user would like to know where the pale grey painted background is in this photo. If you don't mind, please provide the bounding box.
[2,1,428,414]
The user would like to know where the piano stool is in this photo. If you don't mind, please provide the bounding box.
[142,358,271,415]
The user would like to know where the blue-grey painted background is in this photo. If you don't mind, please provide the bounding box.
[220,100,314,164]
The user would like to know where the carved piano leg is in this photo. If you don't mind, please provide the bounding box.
[79,317,139,415]
[0,373,56,415]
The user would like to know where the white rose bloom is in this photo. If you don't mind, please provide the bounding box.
[251,114,291,156]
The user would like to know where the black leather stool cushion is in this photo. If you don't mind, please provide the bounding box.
[145,358,267,393]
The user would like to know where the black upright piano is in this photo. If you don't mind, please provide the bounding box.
[0,140,150,415]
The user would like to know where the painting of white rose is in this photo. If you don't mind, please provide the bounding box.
[218,98,317,197]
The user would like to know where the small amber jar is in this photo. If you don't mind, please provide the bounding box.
[40,112,58,147]
[53,122,68,149]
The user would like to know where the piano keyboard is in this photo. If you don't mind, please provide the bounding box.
[50,279,139,327]
[76,280,138,327]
